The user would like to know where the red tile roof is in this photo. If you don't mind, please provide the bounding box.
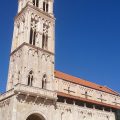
[57,92,120,109]
[55,70,118,95]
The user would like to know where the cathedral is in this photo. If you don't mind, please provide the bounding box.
[0,0,120,120]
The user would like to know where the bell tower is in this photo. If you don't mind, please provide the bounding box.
[7,0,55,91]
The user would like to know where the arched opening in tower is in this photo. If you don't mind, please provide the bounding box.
[26,114,45,120]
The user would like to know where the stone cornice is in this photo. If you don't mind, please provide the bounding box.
[14,84,57,100]
[10,42,54,56]
[15,3,55,22]
[0,84,57,102]
[0,89,15,102]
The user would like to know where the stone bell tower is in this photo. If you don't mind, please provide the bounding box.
[0,1,57,120]
[7,0,55,91]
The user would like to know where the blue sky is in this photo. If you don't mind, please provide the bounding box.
[0,0,120,93]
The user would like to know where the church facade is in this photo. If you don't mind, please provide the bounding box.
[0,0,120,120]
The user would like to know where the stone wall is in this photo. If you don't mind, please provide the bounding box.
[55,78,120,107]
[55,102,116,120]
[0,97,14,120]
[0,93,116,120]
[7,44,54,91]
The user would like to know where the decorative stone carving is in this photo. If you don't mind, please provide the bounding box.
[0,99,10,108]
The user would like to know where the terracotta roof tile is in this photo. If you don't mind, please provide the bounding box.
[55,70,118,95]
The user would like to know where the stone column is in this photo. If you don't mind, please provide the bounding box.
[48,22,51,52]
[11,24,17,51]
[26,11,31,44]
[39,0,43,10]
[18,0,22,13]
[84,103,87,107]
[21,46,28,85]
[48,22,55,53]
[36,18,40,47]
[21,21,24,45]
[24,12,28,43]
[23,0,26,8]
[17,22,21,48]
[93,105,96,109]
[20,21,24,46]
[39,18,43,48]
[49,1,53,15]
[27,0,33,6]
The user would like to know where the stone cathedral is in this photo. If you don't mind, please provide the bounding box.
[0,0,120,120]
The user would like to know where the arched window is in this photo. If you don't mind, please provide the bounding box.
[36,0,39,7]
[30,28,33,44]
[33,0,35,6]
[42,23,48,49]
[43,1,46,11]
[42,34,48,49]
[29,19,37,46]
[28,71,33,86]
[42,74,47,89]
[46,3,49,12]
[29,28,36,45]
[26,113,45,120]
[45,34,48,48]
[33,30,36,45]
[42,33,45,49]
[43,1,49,13]
[33,0,39,7]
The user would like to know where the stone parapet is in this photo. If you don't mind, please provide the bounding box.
[0,89,15,101]
[14,84,57,100]
[0,84,57,102]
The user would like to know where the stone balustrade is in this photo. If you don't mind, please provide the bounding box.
[0,84,57,101]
